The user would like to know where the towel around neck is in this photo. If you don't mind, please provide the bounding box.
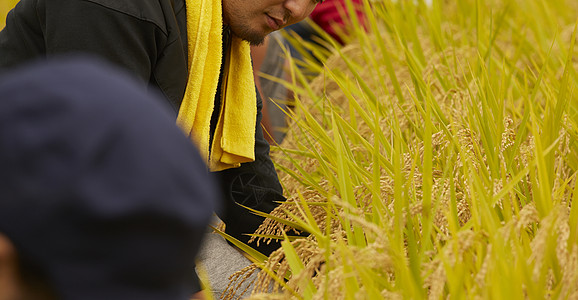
[177,0,257,172]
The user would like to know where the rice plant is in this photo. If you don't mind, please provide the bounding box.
[225,0,578,298]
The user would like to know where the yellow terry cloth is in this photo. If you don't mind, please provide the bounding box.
[177,0,257,171]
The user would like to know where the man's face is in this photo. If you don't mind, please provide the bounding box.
[223,0,319,45]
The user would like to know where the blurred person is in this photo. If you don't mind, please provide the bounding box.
[251,32,290,143]
[0,57,218,299]
[253,0,366,144]
[287,0,366,47]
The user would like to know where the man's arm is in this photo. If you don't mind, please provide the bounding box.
[216,89,285,256]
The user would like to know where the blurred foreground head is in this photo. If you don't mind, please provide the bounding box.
[0,57,218,300]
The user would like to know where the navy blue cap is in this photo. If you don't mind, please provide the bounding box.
[0,57,218,299]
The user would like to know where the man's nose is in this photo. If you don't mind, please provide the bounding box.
[283,0,316,25]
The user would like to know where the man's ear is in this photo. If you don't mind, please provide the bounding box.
[0,233,20,300]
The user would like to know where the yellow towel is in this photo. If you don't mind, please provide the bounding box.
[177,0,257,171]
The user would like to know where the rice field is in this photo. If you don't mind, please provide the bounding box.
[2,0,578,299]
[223,0,578,299]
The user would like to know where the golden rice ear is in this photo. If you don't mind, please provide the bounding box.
[221,264,260,300]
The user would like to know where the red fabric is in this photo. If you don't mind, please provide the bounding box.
[309,0,366,44]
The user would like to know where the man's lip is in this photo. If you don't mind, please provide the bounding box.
[266,15,285,30]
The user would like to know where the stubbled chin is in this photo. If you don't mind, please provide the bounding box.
[230,26,267,46]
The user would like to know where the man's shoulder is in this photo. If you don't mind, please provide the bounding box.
[81,0,181,35]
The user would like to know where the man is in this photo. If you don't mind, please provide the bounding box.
[0,57,217,299]
[0,0,319,255]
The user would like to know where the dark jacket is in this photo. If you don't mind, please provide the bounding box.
[0,0,284,254]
